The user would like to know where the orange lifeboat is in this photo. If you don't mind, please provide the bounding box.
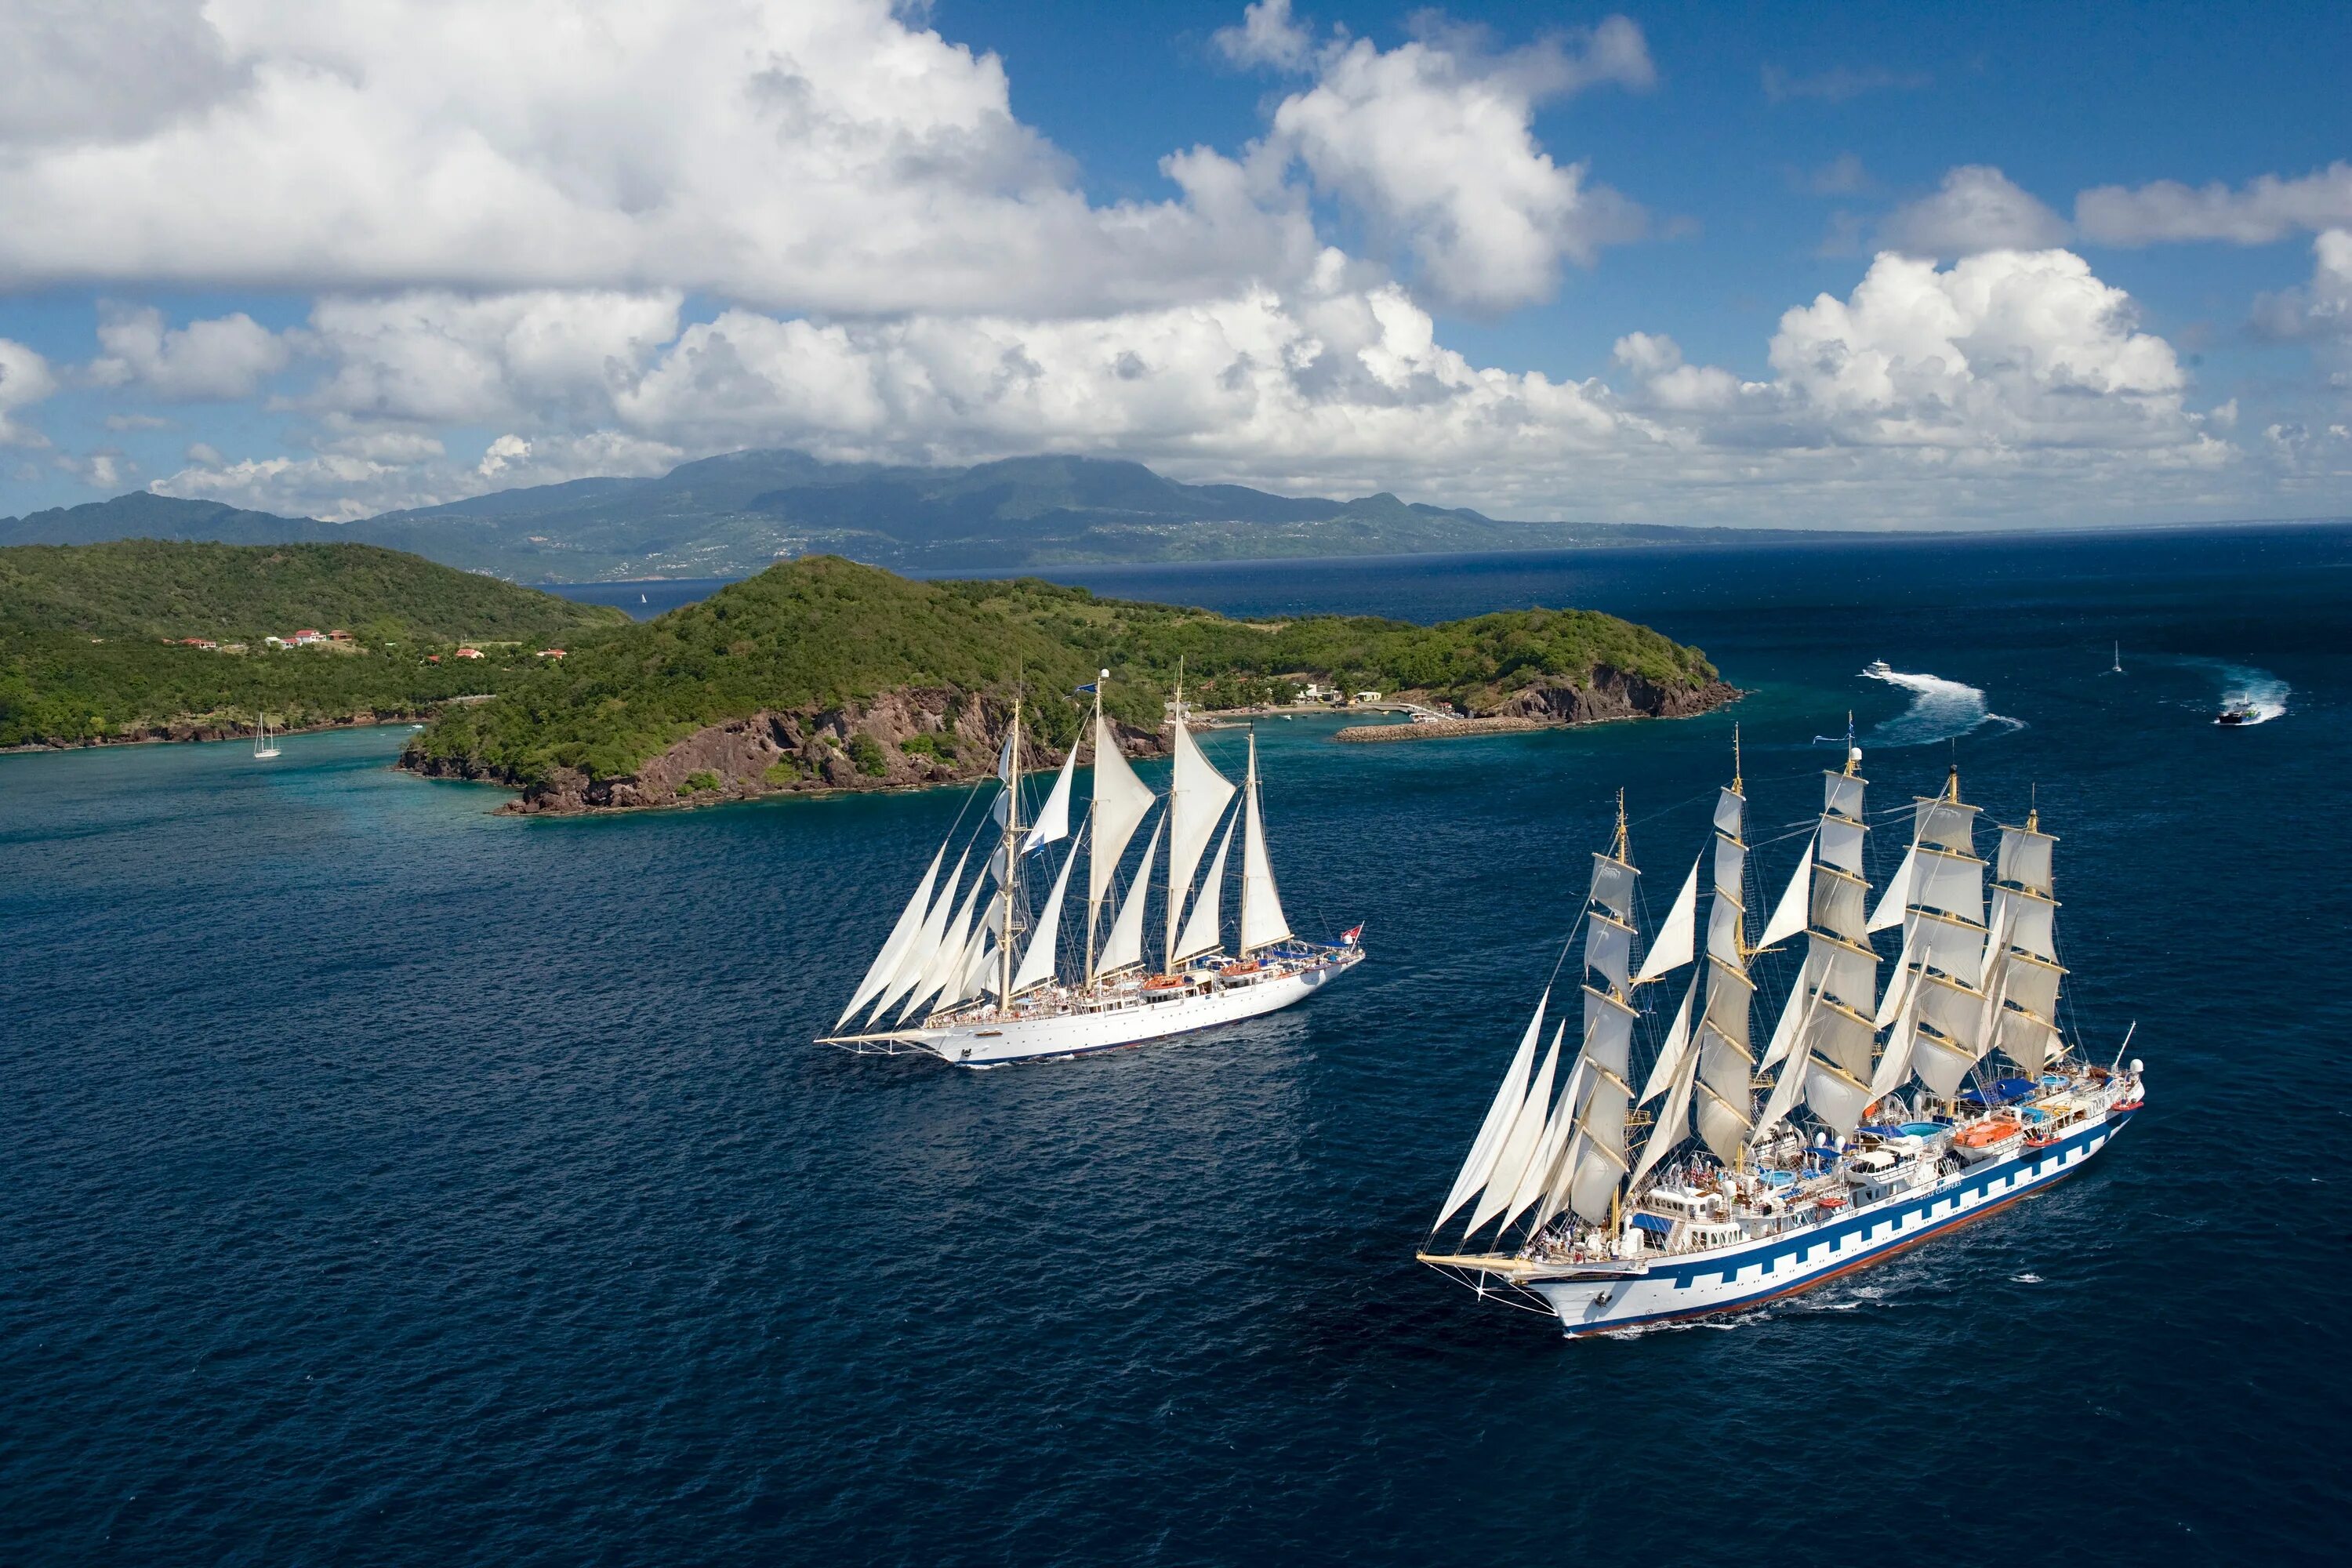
[1142,973,1191,993]
[1952,1116,2022,1151]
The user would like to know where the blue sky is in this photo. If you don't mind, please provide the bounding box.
[1,0,2347,528]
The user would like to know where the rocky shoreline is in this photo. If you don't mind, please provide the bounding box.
[399,668,1740,815]
[3,708,456,753]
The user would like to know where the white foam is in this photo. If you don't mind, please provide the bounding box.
[2215,662,2290,724]
[1860,666,2026,747]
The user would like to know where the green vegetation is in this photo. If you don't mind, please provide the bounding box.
[411,555,1718,788]
[683,770,722,793]
[0,540,630,746]
[846,734,888,776]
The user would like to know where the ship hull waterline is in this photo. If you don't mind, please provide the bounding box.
[1432,1105,2134,1338]
[840,947,1362,1066]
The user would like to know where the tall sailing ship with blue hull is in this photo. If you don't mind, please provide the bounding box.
[1420,733,2143,1336]
[822,677,1363,1067]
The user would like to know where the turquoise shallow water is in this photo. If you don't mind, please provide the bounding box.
[6,526,2350,1563]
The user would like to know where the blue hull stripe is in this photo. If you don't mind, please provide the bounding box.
[1554,1109,2135,1336]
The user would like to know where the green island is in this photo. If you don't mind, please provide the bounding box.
[0,540,630,747]
[403,555,1735,814]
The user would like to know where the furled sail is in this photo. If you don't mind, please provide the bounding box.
[1237,735,1293,953]
[1635,854,1700,981]
[1432,990,1548,1231]
[1165,719,1237,967]
[837,838,948,1028]
[1008,842,1080,995]
[1096,818,1161,975]
[1172,811,1236,964]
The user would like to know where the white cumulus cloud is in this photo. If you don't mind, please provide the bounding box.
[89,305,292,400]
[1,338,59,447]
[1879,166,2072,257]
[1261,16,1655,310]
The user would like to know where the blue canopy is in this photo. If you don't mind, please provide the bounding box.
[1628,1212,1675,1236]
[1960,1076,2034,1107]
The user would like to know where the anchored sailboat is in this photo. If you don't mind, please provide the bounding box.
[822,673,1363,1065]
[1420,729,2143,1336]
[253,712,280,759]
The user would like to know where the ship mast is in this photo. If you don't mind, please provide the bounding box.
[999,694,1022,1008]
[1084,677,1103,989]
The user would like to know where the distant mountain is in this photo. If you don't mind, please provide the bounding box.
[0,451,1809,582]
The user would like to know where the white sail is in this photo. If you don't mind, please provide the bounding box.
[1097,818,1161,975]
[1915,798,1980,855]
[1705,891,1745,967]
[1758,970,1809,1071]
[1500,1026,1581,1228]
[1805,997,1876,1083]
[1433,990,1548,1230]
[1469,1022,1564,1235]
[1907,909,1986,986]
[1172,810,1236,964]
[1628,1045,1698,1187]
[2002,951,2065,1018]
[1637,971,1698,1102]
[869,847,969,1023]
[1586,914,1635,993]
[1910,848,1986,926]
[1588,854,1639,920]
[1808,932,1877,1014]
[1867,844,1915,931]
[1992,887,2059,963]
[1700,958,1754,1048]
[1915,971,1987,1053]
[1997,823,2056,894]
[1824,772,1866,822]
[1712,834,1747,899]
[1804,1060,1874,1135]
[1165,719,1237,966]
[1238,736,1293,953]
[1713,786,1745,837]
[898,852,985,1021]
[1566,1077,1632,1225]
[1635,854,1700,981]
[1868,986,1921,1098]
[1008,840,1080,995]
[964,935,1000,1001]
[1693,1033,1755,1161]
[1088,709,1156,911]
[1750,1041,1809,1143]
[1818,815,1866,874]
[1911,1029,1980,1100]
[1811,866,1868,943]
[1755,837,1813,949]
[1022,743,1079,855]
[949,911,996,1004]
[1997,1008,2060,1076]
[837,839,946,1027]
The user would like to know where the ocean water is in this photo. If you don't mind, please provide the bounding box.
[7,524,2350,1564]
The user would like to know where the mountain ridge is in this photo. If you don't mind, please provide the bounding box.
[0,452,1817,581]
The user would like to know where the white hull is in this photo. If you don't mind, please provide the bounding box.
[1499,1105,2136,1336]
[904,947,1361,1065]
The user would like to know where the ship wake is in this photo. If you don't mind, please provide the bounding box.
[1860,666,2025,747]
[2205,660,2290,724]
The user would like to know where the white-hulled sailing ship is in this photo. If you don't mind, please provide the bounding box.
[1419,729,2144,1336]
[821,676,1363,1066]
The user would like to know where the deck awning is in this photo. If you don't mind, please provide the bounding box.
[1628,1212,1675,1236]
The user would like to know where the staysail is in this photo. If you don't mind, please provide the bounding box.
[1008,840,1080,996]
[1432,990,1549,1231]
[1098,818,1161,976]
[1238,731,1293,953]
[1173,810,1236,964]
[837,837,949,1028]
[1086,688,1157,980]
[1164,699,1236,970]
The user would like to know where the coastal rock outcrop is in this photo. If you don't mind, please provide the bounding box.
[403,687,1169,815]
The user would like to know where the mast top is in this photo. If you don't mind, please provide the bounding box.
[1942,757,1962,804]
[1842,711,1861,777]
[1612,788,1631,862]
[1732,724,1744,793]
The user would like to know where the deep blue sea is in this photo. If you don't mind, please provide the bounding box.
[8,526,2350,1564]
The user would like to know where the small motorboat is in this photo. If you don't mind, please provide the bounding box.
[2216,706,2256,727]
